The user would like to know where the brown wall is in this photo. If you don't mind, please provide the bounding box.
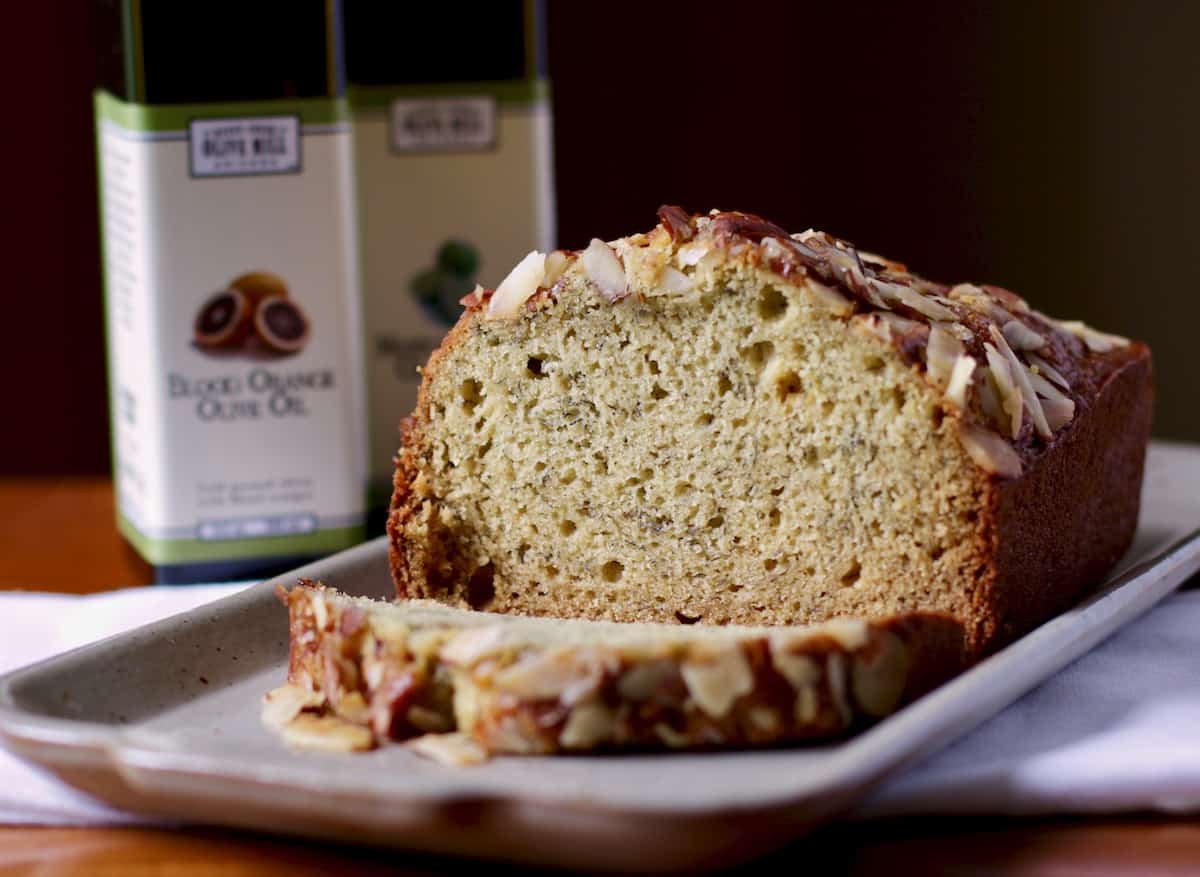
[3,1,1194,475]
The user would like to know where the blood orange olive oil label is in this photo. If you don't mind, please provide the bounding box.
[95,91,367,566]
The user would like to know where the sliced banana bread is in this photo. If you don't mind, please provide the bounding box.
[388,207,1152,657]
[271,582,962,755]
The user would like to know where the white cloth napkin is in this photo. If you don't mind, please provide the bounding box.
[855,586,1200,818]
[0,584,248,825]
[0,583,1197,825]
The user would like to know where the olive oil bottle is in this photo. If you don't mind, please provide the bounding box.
[94,1,367,583]
[342,1,556,513]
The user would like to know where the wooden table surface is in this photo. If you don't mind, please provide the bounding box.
[1,477,1197,875]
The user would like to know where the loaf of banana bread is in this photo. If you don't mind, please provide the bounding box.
[388,207,1153,658]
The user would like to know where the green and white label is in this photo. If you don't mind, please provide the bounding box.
[96,92,366,565]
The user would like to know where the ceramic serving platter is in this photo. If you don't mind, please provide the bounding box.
[2,441,1199,873]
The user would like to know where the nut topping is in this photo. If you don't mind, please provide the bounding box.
[581,239,628,302]
[261,684,324,729]
[657,265,693,294]
[680,646,754,718]
[1026,352,1071,390]
[279,714,374,753]
[989,325,1052,439]
[656,204,694,242]
[925,324,965,388]
[559,701,617,749]
[1001,320,1047,351]
[959,424,1024,478]
[984,342,1024,439]
[408,732,488,766]
[851,632,910,717]
[944,354,976,409]
[542,250,571,288]
[1055,320,1130,353]
[487,250,546,319]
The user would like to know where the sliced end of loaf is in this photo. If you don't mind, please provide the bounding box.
[273,582,966,756]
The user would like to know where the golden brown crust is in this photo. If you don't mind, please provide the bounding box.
[387,312,479,600]
[985,350,1153,648]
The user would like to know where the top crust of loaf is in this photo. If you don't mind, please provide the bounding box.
[388,207,1152,656]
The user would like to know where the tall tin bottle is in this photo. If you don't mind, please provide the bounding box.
[342,1,556,515]
[94,1,367,583]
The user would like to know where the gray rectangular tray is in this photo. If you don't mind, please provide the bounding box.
[2,441,1199,873]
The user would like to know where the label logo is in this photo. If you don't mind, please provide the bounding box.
[188,115,302,177]
[193,271,311,358]
[389,97,497,153]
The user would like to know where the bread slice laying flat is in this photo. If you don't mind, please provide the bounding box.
[387,207,1152,658]
[270,582,963,756]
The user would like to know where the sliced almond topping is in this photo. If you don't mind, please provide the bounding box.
[941,320,975,342]
[675,240,709,267]
[990,325,1052,439]
[925,324,965,387]
[542,250,570,287]
[851,631,911,718]
[958,425,1023,478]
[760,236,788,262]
[827,652,852,726]
[948,283,1013,323]
[439,626,506,666]
[558,701,617,749]
[820,618,872,650]
[976,373,1005,431]
[1026,352,1071,390]
[279,714,374,753]
[1001,320,1048,351]
[944,354,976,409]
[261,684,324,729]
[680,646,754,719]
[487,250,546,319]
[656,265,693,294]
[1055,320,1130,353]
[408,732,488,767]
[983,342,1024,439]
[768,644,821,691]
[805,278,854,316]
[490,648,611,705]
[1040,396,1076,432]
[581,238,628,302]
[881,282,957,321]
[309,593,329,631]
[1027,368,1070,404]
[876,311,924,336]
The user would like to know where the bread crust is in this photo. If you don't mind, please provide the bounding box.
[388,209,1153,660]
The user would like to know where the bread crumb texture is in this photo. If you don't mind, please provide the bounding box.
[389,208,1150,655]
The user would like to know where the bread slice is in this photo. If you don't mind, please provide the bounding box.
[273,582,963,755]
[389,207,1152,657]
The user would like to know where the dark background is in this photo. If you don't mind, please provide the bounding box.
[6,1,1196,475]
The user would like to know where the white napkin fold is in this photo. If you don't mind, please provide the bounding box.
[855,586,1200,818]
[0,582,1197,825]
[0,584,248,825]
